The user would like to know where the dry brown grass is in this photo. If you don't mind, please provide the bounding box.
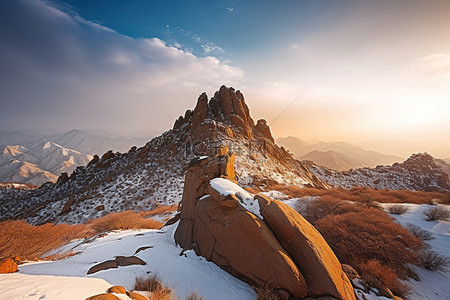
[423,205,450,221]
[419,250,450,271]
[86,210,163,233]
[134,274,173,300]
[387,204,410,215]
[134,274,205,300]
[0,210,163,261]
[140,205,178,218]
[265,185,450,205]
[360,260,412,299]
[0,220,89,261]
[314,204,422,279]
[300,197,423,298]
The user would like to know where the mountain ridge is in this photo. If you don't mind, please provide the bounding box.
[277,136,403,170]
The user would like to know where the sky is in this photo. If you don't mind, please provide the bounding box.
[0,0,449,157]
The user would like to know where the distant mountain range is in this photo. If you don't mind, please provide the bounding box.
[308,153,450,192]
[276,136,402,171]
[0,130,152,185]
[0,142,92,186]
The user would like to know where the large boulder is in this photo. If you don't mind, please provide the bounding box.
[174,149,356,299]
[174,150,307,298]
[256,194,356,300]
[194,195,307,298]
[0,258,18,273]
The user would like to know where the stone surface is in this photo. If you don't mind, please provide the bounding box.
[115,256,146,266]
[86,293,120,300]
[107,286,127,294]
[0,259,18,273]
[194,196,307,298]
[87,260,118,274]
[256,194,356,300]
[126,291,148,300]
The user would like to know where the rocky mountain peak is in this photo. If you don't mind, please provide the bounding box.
[173,85,273,143]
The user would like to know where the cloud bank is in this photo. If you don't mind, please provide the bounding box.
[0,0,242,134]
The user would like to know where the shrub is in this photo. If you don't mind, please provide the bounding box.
[405,224,434,241]
[184,291,205,300]
[253,283,280,300]
[423,205,450,221]
[387,205,409,215]
[134,274,173,300]
[86,210,163,233]
[419,250,450,271]
[359,260,412,298]
[0,220,88,261]
[141,205,178,217]
[265,185,450,205]
[314,204,422,279]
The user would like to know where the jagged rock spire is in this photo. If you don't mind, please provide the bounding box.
[172,85,273,143]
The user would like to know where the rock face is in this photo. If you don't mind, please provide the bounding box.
[0,258,19,273]
[256,194,355,299]
[174,149,355,299]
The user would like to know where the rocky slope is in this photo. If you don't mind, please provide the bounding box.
[0,142,92,185]
[0,85,327,225]
[308,153,450,192]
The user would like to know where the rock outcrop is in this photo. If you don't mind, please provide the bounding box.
[174,149,355,299]
[0,257,20,273]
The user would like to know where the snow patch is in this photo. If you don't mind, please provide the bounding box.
[209,178,262,219]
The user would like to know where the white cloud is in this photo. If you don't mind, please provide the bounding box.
[201,43,225,54]
[410,53,450,79]
[0,0,243,134]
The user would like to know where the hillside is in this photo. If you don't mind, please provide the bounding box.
[0,142,92,186]
[0,86,327,225]
[308,153,450,192]
[0,130,151,185]
[299,150,368,171]
[277,136,402,170]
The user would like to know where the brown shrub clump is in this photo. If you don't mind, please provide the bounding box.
[300,198,422,297]
[0,220,88,261]
[360,260,412,299]
[387,204,409,215]
[86,210,163,233]
[314,205,422,279]
[0,210,163,261]
[141,205,178,217]
[419,250,450,271]
[266,185,450,205]
[134,274,173,300]
[423,205,450,221]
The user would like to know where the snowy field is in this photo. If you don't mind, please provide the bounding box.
[0,201,448,300]
[0,223,256,300]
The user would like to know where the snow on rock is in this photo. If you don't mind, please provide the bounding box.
[210,177,262,219]
[0,225,256,300]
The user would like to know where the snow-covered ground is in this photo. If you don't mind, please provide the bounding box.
[0,201,447,300]
[0,223,256,300]
[380,203,450,300]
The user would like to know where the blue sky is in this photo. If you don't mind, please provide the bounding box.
[1,0,449,157]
